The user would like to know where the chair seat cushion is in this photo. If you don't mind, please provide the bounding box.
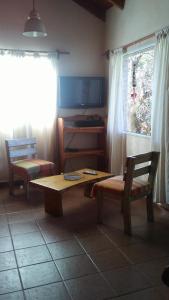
[11,159,55,179]
[92,175,150,199]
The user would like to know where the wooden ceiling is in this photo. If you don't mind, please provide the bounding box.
[72,0,125,21]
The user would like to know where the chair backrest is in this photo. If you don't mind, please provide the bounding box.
[124,151,160,199]
[5,138,37,163]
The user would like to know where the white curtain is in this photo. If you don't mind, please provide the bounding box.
[0,51,58,181]
[107,49,126,174]
[151,28,169,203]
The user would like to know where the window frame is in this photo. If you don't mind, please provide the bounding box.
[123,42,155,137]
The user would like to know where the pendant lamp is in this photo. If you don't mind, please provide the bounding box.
[23,0,47,37]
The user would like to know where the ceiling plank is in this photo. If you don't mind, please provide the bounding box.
[92,0,113,10]
[110,0,125,9]
[72,0,106,21]
[72,0,124,21]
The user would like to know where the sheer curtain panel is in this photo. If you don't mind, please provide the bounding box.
[0,51,58,181]
[107,50,126,174]
[151,28,169,204]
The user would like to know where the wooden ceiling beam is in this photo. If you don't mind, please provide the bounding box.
[72,0,125,21]
[93,0,113,10]
[72,0,106,21]
[109,0,125,9]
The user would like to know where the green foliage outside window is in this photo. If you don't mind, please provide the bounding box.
[127,48,154,135]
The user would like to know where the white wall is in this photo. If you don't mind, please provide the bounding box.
[106,0,169,155]
[106,0,169,49]
[0,0,105,76]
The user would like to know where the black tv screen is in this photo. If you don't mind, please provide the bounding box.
[58,76,105,108]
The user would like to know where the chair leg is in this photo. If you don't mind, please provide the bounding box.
[121,199,124,213]
[96,190,103,224]
[146,192,154,222]
[122,197,132,235]
[24,180,30,200]
[9,169,14,196]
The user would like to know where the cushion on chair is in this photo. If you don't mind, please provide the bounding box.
[11,159,55,180]
[92,175,150,199]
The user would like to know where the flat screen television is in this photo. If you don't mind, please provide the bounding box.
[58,76,105,108]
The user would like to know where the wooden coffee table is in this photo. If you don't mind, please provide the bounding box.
[30,169,112,217]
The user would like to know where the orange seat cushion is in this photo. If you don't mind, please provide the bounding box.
[11,159,55,180]
[92,175,150,199]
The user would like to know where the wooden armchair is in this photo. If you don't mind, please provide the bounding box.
[92,152,160,235]
[5,138,56,200]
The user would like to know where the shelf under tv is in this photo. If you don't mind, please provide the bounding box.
[58,115,107,172]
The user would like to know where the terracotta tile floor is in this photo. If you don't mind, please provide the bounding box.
[0,185,169,299]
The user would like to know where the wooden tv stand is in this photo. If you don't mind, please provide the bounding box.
[58,115,107,172]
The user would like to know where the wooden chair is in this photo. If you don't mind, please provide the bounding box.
[92,151,160,235]
[5,138,56,200]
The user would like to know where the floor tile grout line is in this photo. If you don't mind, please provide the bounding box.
[0,266,19,274]
[6,208,35,217]
[20,278,64,292]
[36,221,76,244]
[52,259,74,300]
[63,272,117,299]
[56,268,107,289]
[8,219,40,231]
[74,229,131,267]
[107,234,169,267]
[98,226,135,265]
[57,247,158,298]
[11,215,68,297]
[109,285,163,299]
[0,288,24,297]
[15,223,67,291]
[15,219,54,268]
[34,218,74,300]
[42,232,115,296]
[62,281,75,300]
[73,229,156,295]
[7,222,27,300]
[18,260,57,270]
[49,252,86,261]
[12,242,46,251]
[11,218,46,251]
[11,243,48,252]
[35,214,80,299]
[10,229,40,236]
[23,281,73,300]
[73,234,118,295]
[45,245,74,300]
[86,229,166,296]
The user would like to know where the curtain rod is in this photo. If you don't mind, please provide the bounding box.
[0,48,70,58]
[103,32,155,59]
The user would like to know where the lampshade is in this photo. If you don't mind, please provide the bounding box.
[23,0,47,37]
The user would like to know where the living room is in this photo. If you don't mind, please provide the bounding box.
[0,0,169,299]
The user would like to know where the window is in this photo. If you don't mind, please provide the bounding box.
[125,47,154,136]
[0,51,57,180]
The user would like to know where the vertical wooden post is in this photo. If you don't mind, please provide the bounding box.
[146,192,154,222]
[123,157,135,235]
[96,190,103,224]
[58,117,65,173]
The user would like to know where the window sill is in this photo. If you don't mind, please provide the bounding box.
[125,131,151,139]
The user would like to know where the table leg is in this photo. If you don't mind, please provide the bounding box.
[44,189,63,217]
[84,183,94,198]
